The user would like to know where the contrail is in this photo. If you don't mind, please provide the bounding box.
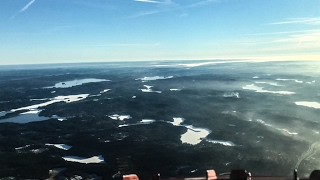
[10,0,36,20]
[20,0,36,12]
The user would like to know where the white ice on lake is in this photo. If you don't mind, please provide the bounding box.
[118,119,155,128]
[295,101,320,109]
[242,84,295,95]
[30,98,49,101]
[167,117,213,145]
[223,92,240,98]
[44,78,110,88]
[118,124,130,127]
[171,117,184,126]
[205,139,236,146]
[306,80,316,84]
[276,78,303,83]
[45,143,72,150]
[255,81,282,86]
[180,125,212,145]
[136,76,173,81]
[140,85,161,93]
[11,94,89,113]
[108,114,132,121]
[140,119,155,124]
[100,89,111,93]
[20,110,41,114]
[62,155,105,164]
[0,94,88,123]
[170,89,181,91]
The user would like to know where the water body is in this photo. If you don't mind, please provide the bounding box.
[0,112,48,124]
[0,94,89,123]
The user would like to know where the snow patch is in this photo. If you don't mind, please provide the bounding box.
[140,119,155,124]
[62,155,105,164]
[118,119,155,128]
[15,145,31,150]
[255,81,282,86]
[136,76,173,81]
[20,110,41,115]
[45,143,72,150]
[242,84,295,95]
[223,92,240,98]
[295,101,320,109]
[108,114,132,121]
[181,125,211,145]
[45,79,110,88]
[276,78,303,83]
[11,94,89,113]
[100,89,111,93]
[205,139,236,146]
[171,117,184,126]
[306,80,316,84]
[140,85,161,93]
[118,124,130,128]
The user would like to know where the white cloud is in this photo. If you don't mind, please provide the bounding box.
[129,10,161,18]
[241,29,320,47]
[106,43,160,47]
[134,0,162,3]
[268,17,320,25]
[243,31,320,46]
[183,0,217,8]
[129,0,217,18]
[76,43,160,47]
[246,29,320,36]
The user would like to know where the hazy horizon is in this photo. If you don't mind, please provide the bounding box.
[0,58,318,66]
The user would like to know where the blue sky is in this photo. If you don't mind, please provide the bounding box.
[0,0,319,65]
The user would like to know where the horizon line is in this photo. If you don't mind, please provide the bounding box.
[0,57,319,66]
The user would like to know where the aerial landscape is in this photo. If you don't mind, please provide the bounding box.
[0,0,320,179]
[0,60,320,179]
